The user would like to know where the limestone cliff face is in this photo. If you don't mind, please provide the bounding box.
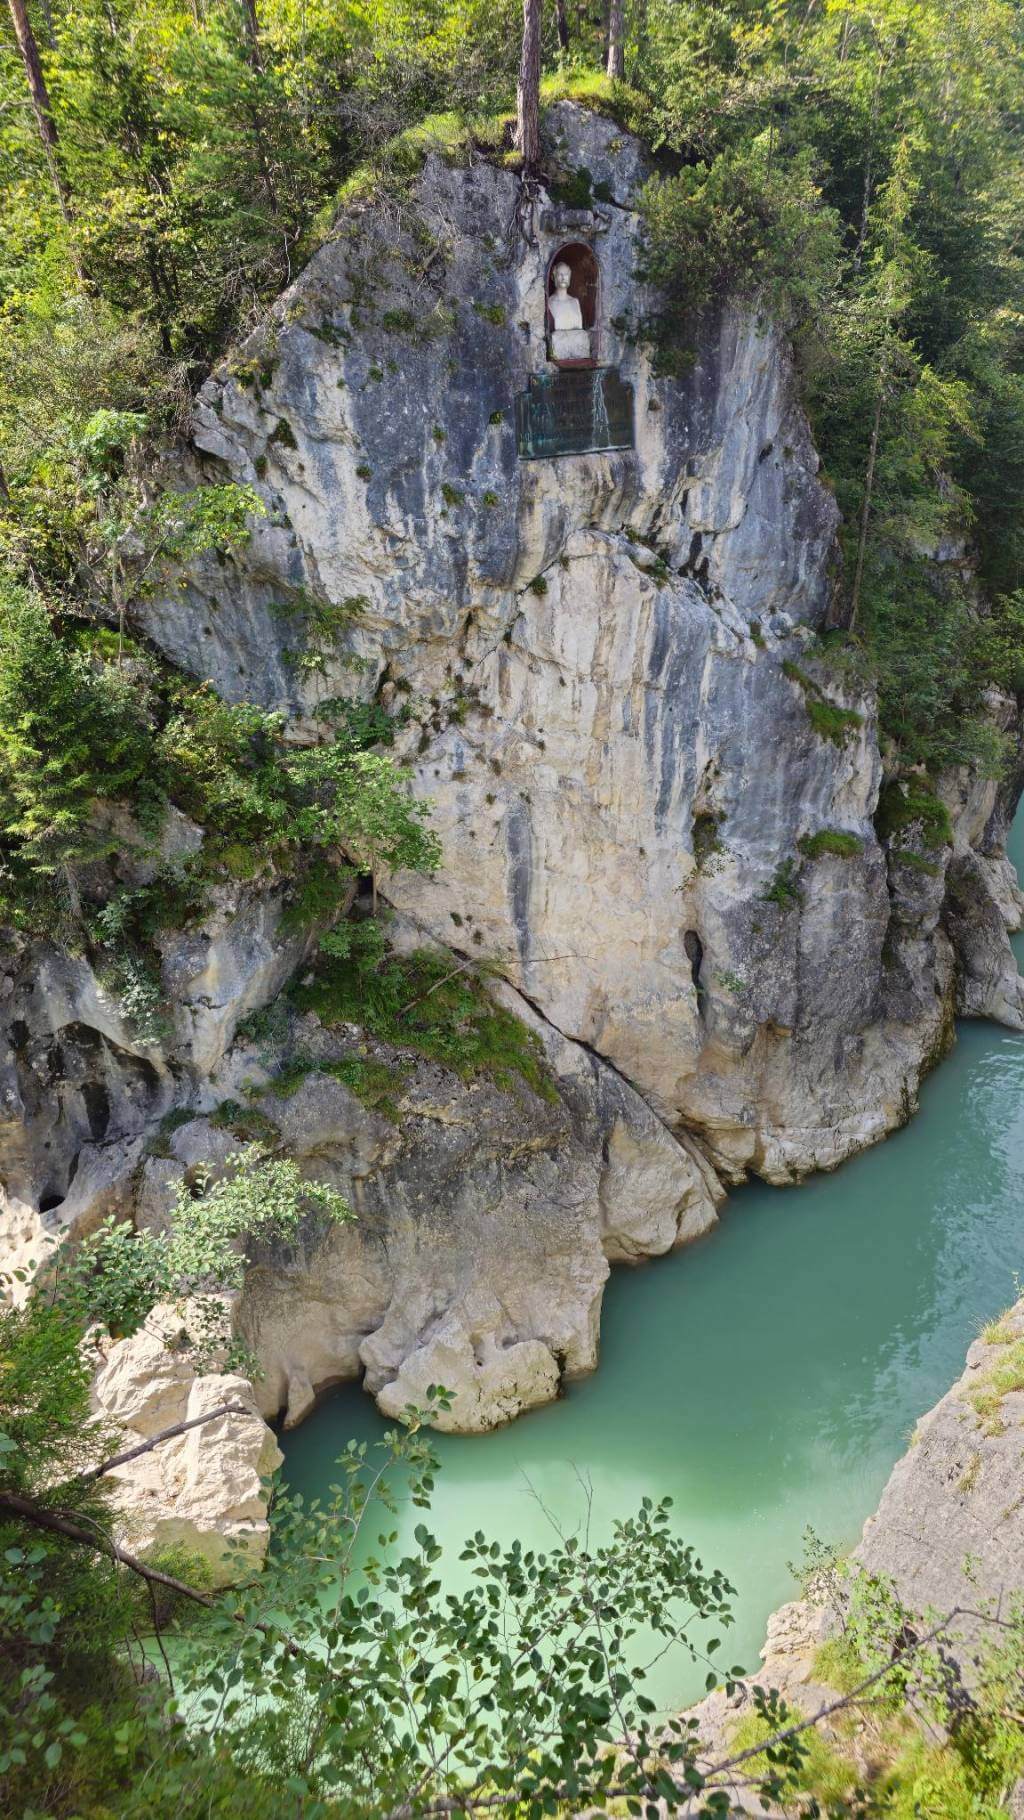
[1,104,1022,1458]
[143,102,1023,1181]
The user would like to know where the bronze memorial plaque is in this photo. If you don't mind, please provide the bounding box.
[515,367,635,460]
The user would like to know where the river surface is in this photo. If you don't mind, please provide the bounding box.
[280,820,1024,1709]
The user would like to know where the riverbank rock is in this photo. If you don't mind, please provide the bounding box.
[684,1299,1024,1808]
[89,1312,282,1584]
[224,975,722,1433]
[857,1297,1024,1652]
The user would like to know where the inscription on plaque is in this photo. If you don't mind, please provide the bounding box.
[515,367,634,461]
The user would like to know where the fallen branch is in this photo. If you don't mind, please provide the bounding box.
[0,1489,308,1661]
[80,1403,253,1484]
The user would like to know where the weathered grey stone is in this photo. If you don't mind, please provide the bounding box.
[856,1297,1024,1660]
[0,828,329,1281]
[233,979,720,1432]
[943,850,1024,1027]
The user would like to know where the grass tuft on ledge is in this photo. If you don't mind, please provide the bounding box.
[798,830,863,860]
[291,920,557,1101]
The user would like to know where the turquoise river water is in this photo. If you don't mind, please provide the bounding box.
[280,818,1024,1709]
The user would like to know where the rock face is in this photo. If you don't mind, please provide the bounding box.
[207,976,721,1434]
[686,1304,1024,1811]
[1,102,1023,1482]
[89,1313,283,1583]
[857,1297,1024,1643]
[137,102,1022,1184]
[756,1301,1024,1688]
[0,800,324,1298]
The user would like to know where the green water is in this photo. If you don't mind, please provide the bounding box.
[280,825,1024,1710]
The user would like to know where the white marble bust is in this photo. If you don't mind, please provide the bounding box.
[548,261,592,361]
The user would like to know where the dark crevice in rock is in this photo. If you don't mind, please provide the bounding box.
[683,931,706,1016]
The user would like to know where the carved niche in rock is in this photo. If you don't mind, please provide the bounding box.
[546,243,599,366]
[516,238,634,459]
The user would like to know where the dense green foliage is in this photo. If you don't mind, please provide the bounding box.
[634,0,1024,772]
[772,1534,1024,1816]
[3,1288,1022,1817]
[58,1146,350,1359]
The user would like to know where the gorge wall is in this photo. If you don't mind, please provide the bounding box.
[689,1300,1024,1815]
[2,105,1023,1500]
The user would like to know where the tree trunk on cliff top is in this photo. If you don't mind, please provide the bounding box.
[6,0,74,227]
[606,0,624,79]
[554,0,569,52]
[516,0,541,168]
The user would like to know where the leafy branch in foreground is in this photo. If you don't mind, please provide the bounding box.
[2,1332,1021,1820]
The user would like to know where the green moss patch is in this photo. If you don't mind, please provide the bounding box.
[967,1327,1024,1434]
[692,810,724,871]
[209,1099,281,1145]
[798,829,863,859]
[729,1710,855,1810]
[893,849,942,877]
[323,1055,408,1122]
[782,658,864,746]
[759,857,803,909]
[144,1106,197,1158]
[875,779,953,851]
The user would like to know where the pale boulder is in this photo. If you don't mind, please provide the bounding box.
[373,1309,560,1432]
[91,1318,282,1584]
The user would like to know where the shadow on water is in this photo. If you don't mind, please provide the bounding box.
[281,818,1024,1706]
